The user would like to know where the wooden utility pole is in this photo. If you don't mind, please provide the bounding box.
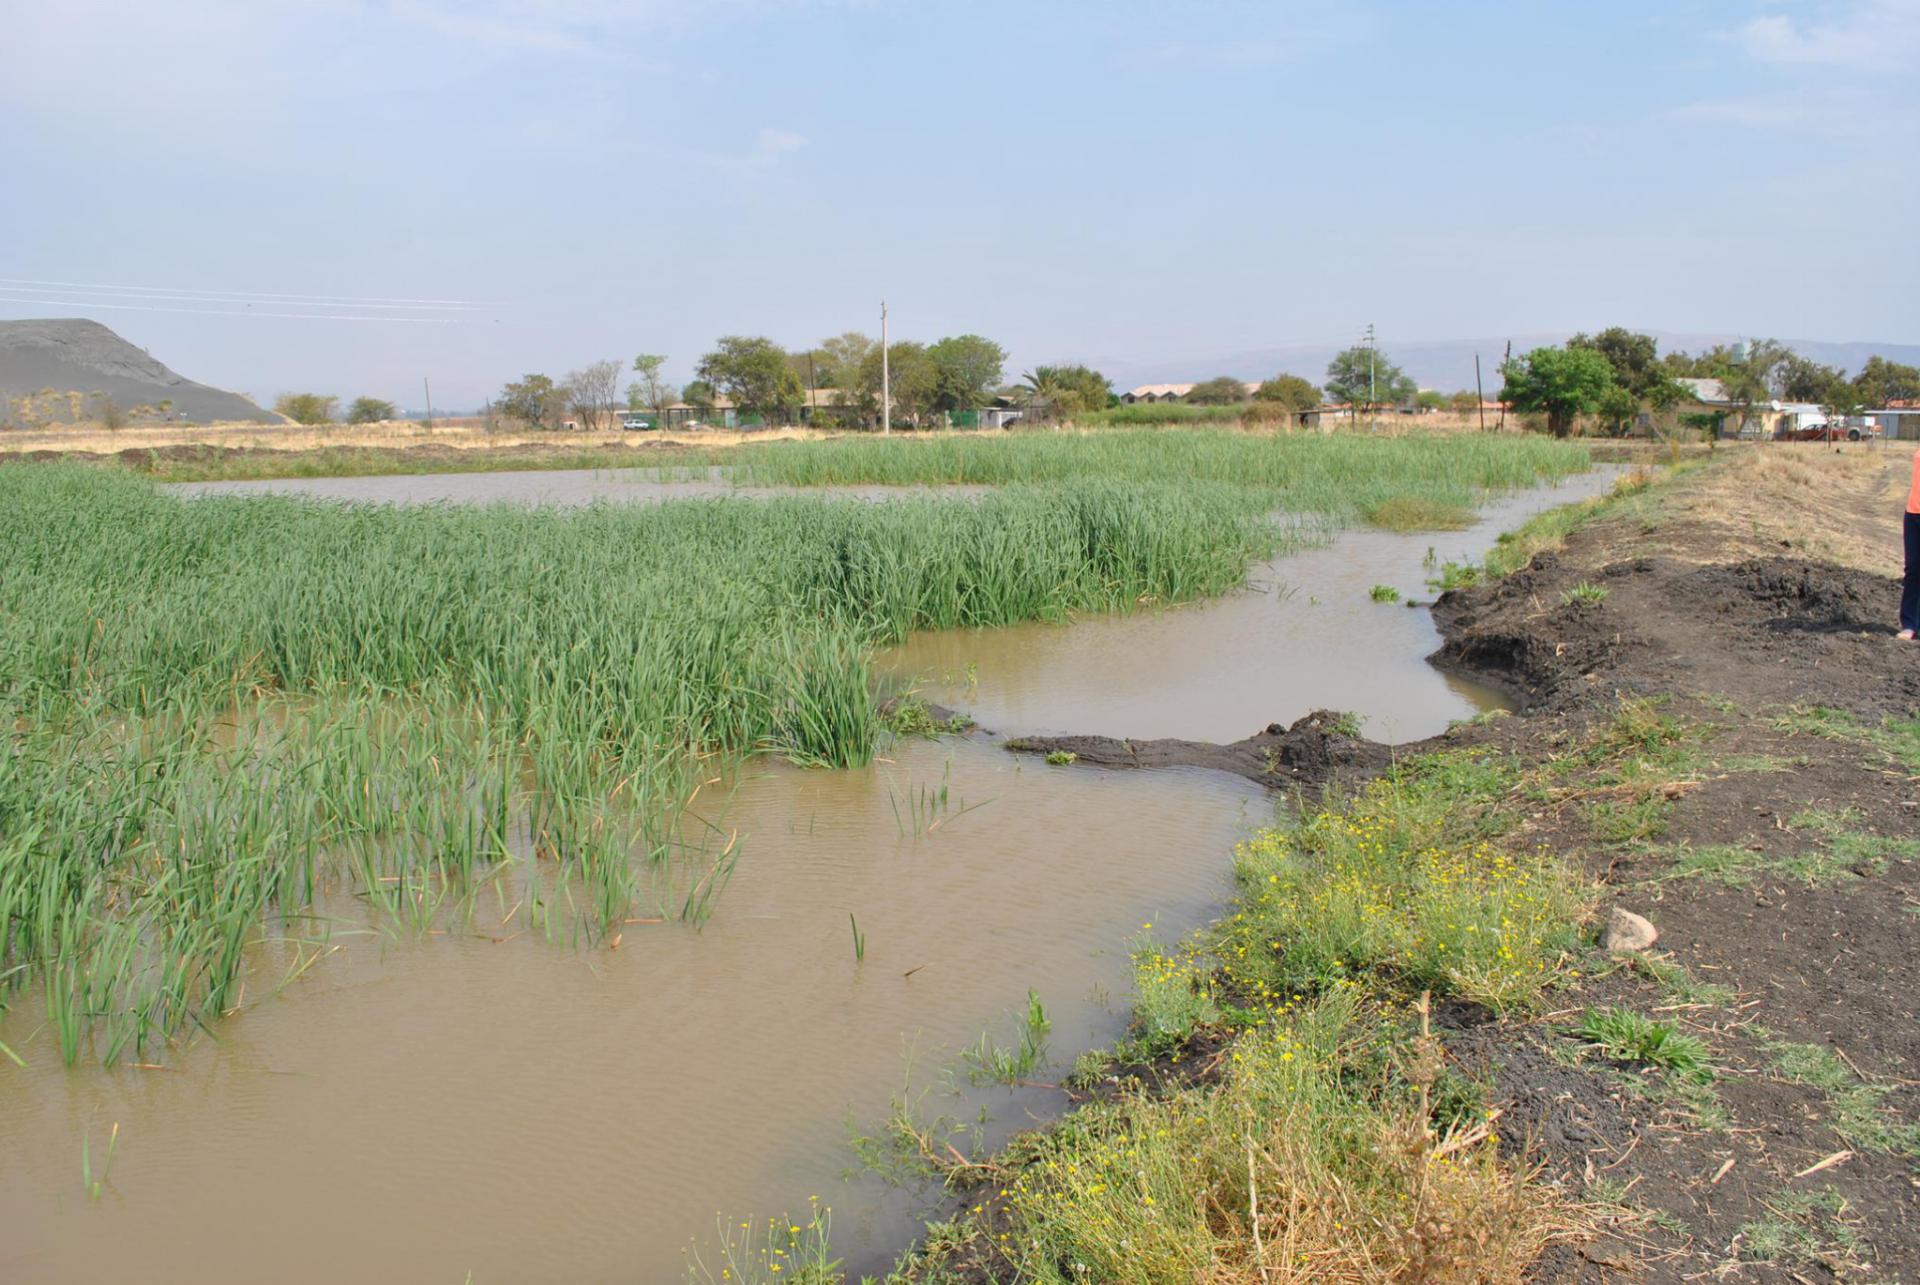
[1497,341,1510,432]
[880,300,891,435]
[1474,354,1486,433]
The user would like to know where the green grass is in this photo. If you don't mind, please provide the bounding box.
[1760,1033,1920,1157]
[1365,494,1475,531]
[1738,1187,1865,1265]
[1077,403,1249,427]
[914,990,1552,1284]
[1769,705,1920,772]
[730,429,1591,522]
[1574,1007,1713,1081]
[1369,583,1402,603]
[1215,751,1583,1013]
[1560,581,1608,606]
[0,465,1286,1062]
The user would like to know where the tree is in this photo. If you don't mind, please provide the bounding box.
[1017,365,1111,420]
[274,393,338,426]
[683,379,717,412]
[1714,338,1788,439]
[1595,384,1638,436]
[696,336,803,421]
[1254,373,1321,416]
[857,341,940,427]
[1186,375,1250,405]
[926,334,1007,413]
[563,360,622,431]
[1324,347,1414,416]
[497,374,565,429]
[1852,355,1920,407]
[346,397,397,425]
[1569,328,1663,396]
[813,332,875,389]
[1446,389,1480,414]
[627,354,677,418]
[1414,389,1446,412]
[1498,346,1615,438]
[1775,353,1845,403]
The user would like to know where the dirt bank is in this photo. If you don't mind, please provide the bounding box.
[1003,447,1920,1280]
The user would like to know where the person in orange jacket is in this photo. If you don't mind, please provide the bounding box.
[1903,445,1920,640]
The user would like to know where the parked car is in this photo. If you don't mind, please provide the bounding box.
[621,414,657,431]
[1774,421,1843,442]
[1774,419,1882,443]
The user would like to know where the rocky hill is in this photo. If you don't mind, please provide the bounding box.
[0,318,273,426]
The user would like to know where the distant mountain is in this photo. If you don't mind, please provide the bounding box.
[0,318,275,425]
[1100,332,1920,396]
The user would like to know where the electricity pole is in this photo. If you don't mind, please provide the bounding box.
[1364,323,1377,433]
[880,300,891,435]
[423,377,434,430]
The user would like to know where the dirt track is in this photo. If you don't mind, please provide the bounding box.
[1014,447,1920,1279]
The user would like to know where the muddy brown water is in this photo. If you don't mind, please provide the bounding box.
[5,467,1616,1282]
[884,469,1623,744]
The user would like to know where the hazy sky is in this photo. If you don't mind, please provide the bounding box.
[4,0,1916,408]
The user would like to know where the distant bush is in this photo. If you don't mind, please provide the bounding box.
[346,397,398,425]
[275,393,338,426]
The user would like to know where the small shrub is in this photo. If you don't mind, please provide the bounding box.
[1370,584,1402,603]
[1043,749,1077,766]
[1575,1007,1712,1081]
[1561,581,1608,606]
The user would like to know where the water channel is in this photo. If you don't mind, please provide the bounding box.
[1,466,1618,1282]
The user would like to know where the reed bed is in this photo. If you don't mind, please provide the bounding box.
[729,429,1590,529]
[0,466,1278,1062]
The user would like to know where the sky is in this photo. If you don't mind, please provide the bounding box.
[3,0,1917,409]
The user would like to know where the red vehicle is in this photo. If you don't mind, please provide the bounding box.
[1774,421,1878,442]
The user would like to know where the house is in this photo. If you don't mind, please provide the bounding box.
[1666,378,1827,439]
[1874,399,1920,440]
[1120,383,1196,404]
[1120,381,1268,404]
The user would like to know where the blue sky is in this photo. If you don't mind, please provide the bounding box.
[4,0,1916,408]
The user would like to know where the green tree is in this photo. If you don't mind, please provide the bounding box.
[1254,373,1321,415]
[1595,384,1638,436]
[1018,365,1111,420]
[626,354,677,418]
[1446,390,1480,414]
[813,332,875,389]
[696,336,804,421]
[497,374,564,429]
[1775,353,1845,403]
[857,341,940,427]
[346,397,397,424]
[1186,375,1250,405]
[683,379,717,412]
[1852,354,1920,406]
[274,393,338,426]
[1324,347,1414,415]
[1569,328,1663,396]
[1715,338,1788,439]
[1498,346,1616,438]
[1414,389,1446,412]
[926,334,1007,412]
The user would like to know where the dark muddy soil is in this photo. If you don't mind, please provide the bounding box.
[1009,502,1920,1280]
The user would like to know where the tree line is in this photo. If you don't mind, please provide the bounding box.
[1499,330,1920,439]
[488,334,1129,431]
